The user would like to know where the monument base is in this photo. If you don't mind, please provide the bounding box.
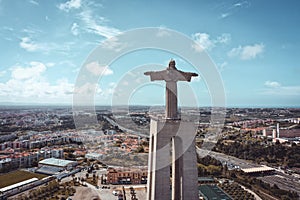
[147,117,198,200]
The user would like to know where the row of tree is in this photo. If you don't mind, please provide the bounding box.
[214,133,300,168]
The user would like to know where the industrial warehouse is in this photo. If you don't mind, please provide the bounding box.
[36,158,77,175]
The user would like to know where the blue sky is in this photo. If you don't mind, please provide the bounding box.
[0,0,299,107]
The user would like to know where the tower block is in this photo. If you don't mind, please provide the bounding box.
[145,60,198,200]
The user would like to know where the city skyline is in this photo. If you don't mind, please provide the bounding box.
[0,0,300,107]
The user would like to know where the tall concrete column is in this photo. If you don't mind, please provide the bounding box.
[147,118,198,200]
[166,81,178,119]
[181,137,198,200]
[147,119,171,200]
[146,135,154,200]
[172,136,183,200]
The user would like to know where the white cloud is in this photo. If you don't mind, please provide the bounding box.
[74,82,117,104]
[58,0,81,12]
[0,70,6,77]
[277,86,300,96]
[19,37,72,54]
[29,0,39,5]
[241,44,264,60]
[21,27,43,40]
[192,32,231,52]
[261,81,300,97]
[58,60,76,68]
[71,22,79,36]
[100,37,126,52]
[218,61,228,72]
[20,37,40,52]
[57,0,121,38]
[0,62,74,103]
[234,1,250,8]
[79,9,121,38]
[227,46,241,57]
[217,33,231,44]
[156,27,171,37]
[2,26,13,31]
[221,13,230,19]
[261,85,300,96]
[220,1,250,19]
[74,82,101,95]
[192,33,214,51]
[85,62,113,76]
[228,43,264,60]
[46,62,55,67]
[11,62,46,80]
[264,81,281,88]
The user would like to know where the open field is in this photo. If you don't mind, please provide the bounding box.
[0,170,47,188]
[102,153,148,166]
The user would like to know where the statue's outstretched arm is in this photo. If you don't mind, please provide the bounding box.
[144,70,166,81]
[177,71,198,82]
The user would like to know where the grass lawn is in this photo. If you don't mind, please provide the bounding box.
[0,170,47,188]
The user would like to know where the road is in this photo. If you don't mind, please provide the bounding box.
[196,147,260,169]
[239,184,263,200]
[104,116,149,138]
[196,147,300,196]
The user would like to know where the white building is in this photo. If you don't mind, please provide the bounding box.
[38,158,77,171]
[85,152,104,160]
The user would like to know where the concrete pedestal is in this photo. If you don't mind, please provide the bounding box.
[147,117,198,200]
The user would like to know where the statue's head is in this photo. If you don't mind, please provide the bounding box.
[168,59,176,69]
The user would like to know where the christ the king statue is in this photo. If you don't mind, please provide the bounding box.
[144,60,198,119]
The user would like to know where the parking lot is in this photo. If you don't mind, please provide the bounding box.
[258,173,300,195]
[60,168,146,200]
